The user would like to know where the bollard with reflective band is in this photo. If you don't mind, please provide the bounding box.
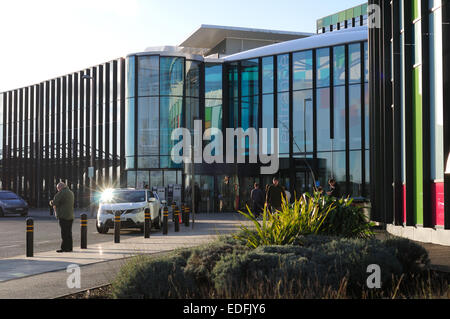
[174,206,180,232]
[80,213,88,249]
[163,206,168,235]
[171,203,176,222]
[144,208,151,238]
[114,211,121,243]
[26,218,34,257]
[185,206,190,227]
[181,203,186,225]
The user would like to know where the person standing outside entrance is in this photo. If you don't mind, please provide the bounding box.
[250,183,265,218]
[50,182,75,253]
[266,177,285,213]
[326,178,341,198]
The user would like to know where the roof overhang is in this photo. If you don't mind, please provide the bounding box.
[180,24,313,49]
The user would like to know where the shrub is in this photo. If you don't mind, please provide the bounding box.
[383,238,430,274]
[111,250,196,299]
[313,195,375,239]
[110,235,434,299]
[211,237,404,297]
[184,240,250,289]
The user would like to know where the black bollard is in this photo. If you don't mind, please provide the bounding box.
[80,214,87,249]
[181,203,186,225]
[163,206,168,235]
[26,218,34,257]
[144,208,151,238]
[114,211,121,243]
[185,206,190,227]
[174,206,180,232]
[171,203,176,222]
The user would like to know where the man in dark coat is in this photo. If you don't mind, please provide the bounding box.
[250,183,265,218]
[326,178,341,198]
[50,182,75,253]
[266,177,285,213]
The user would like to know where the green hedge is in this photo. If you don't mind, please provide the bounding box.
[111,235,430,299]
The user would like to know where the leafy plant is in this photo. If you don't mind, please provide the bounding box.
[313,194,376,239]
[236,193,334,248]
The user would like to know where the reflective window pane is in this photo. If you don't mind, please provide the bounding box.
[160,57,184,96]
[138,56,159,96]
[317,88,332,152]
[262,94,274,154]
[186,61,200,98]
[332,151,347,186]
[333,45,346,86]
[262,57,274,94]
[160,96,183,156]
[127,170,137,188]
[137,171,150,189]
[205,99,222,132]
[241,60,258,97]
[277,54,290,92]
[164,171,177,186]
[277,92,289,155]
[293,90,313,153]
[348,43,361,84]
[293,51,313,90]
[316,48,330,88]
[349,84,362,149]
[138,97,159,156]
[126,56,135,98]
[333,86,346,151]
[125,98,135,168]
[150,170,163,188]
[349,150,362,197]
[205,64,223,99]
[241,95,258,130]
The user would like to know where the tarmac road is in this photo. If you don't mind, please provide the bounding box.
[0,209,158,259]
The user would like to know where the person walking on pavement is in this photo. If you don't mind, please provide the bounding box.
[50,182,75,253]
[266,177,285,213]
[250,183,265,218]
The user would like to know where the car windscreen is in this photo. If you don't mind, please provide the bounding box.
[101,191,146,204]
[0,192,19,200]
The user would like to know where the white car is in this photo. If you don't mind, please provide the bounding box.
[96,188,165,234]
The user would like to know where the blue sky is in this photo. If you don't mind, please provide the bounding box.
[0,0,365,92]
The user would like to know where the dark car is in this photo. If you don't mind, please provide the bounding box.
[0,191,29,217]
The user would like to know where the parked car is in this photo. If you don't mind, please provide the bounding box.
[96,188,165,234]
[0,191,29,217]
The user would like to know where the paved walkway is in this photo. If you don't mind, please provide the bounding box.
[0,215,449,299]
[0,213,247,299]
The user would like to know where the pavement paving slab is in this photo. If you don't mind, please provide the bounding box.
[0,213,247,298]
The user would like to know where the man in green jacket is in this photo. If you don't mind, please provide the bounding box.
[50,182,75,253]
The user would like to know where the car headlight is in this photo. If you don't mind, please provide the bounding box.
[100,189,114,202]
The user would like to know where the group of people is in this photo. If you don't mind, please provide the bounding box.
[250,177,341,218]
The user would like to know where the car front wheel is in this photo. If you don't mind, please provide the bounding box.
[96,224,109,234]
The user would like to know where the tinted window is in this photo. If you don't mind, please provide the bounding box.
[102,191,146,203]
[0,192,19,200]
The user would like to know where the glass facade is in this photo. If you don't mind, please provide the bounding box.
[0,32,368,209]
